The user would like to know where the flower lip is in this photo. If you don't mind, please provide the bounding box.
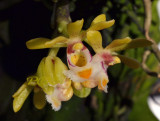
[67,41,86,54]
[67,41,92,68]
[67,58,76,67]
[101,52,114,65]
[101,61,105,70]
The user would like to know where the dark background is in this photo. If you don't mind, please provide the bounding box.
[0,0,159,121]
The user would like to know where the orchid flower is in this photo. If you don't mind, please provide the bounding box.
[25,14,115,97]
[84,30,152,92]
[13,13,152,113]
[12,48,73,112]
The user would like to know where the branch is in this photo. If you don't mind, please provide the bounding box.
[143,0,160,62]
[141,50,160,78]
[142,0,160,78]
[51,0,71,37]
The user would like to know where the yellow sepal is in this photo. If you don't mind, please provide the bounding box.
[91,14,106,25]
[13,84,33,112]
[67,19,84,37]
[26,38,50,49]
[33,87,46,110]
[45,36,68,48]
[88,20,115,31]
[87,31,103,53]
[105,37,132,51]
[12,82,28,98]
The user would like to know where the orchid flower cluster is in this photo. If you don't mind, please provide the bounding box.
[12,14,152,112]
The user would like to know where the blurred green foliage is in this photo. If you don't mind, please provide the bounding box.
[0,0,159,121]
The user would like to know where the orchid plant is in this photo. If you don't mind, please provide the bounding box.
[12,14,152,112]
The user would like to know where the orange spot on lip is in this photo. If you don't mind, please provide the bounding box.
[78,68,92,79]
[98,79,108,90]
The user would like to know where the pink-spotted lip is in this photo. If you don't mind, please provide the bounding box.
[67,50,92,68]
[67,58,76,67]
[88,49,92,62]
[101,52,114,65]
[67,42,92,68]
[101,61,105,70]
[67,41,86,54]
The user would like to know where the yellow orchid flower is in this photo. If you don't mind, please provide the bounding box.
[13,48,73,112]
[86,30,152,68]
[14,13,152,111]
[79,30,152,92]
[64,30,152,93]
[25,14,115,97]
[37,53,73,111]
[25,14,151,93]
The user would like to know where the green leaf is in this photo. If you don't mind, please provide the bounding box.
[117,55,140,69]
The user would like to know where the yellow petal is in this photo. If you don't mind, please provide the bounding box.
[117,55,140,69]
[26,38,50,49]
[13,85,33,112]
[91,14,106,25]
[45,36,68,48]
[67,19,84,37]
[73,86,91,98]
[88,20,115,31]
[54,57,68,84]
[106,38,152,52]
[37,58,54,95]
[33,87,46,110]
[105,37,132,51]
[87,31,103,53]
